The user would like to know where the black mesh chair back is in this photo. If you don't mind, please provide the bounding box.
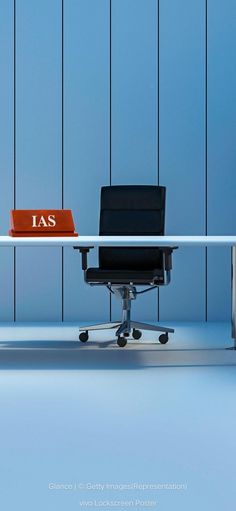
[99,185,166,270]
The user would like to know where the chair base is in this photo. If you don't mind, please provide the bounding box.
[79,321,174,335]
[79,320,174,347]
[79,284,174,347]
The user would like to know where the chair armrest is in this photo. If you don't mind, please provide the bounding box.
[157,246,178,271]
[73,244,178,272]
[73,246,94,270]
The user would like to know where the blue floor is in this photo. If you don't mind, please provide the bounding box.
[0,322,236,510]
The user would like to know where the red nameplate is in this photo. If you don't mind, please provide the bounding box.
[9,210,78,237]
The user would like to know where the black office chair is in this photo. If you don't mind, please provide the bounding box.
[74,185,177,347]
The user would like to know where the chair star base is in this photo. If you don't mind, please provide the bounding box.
[79,284,174,348]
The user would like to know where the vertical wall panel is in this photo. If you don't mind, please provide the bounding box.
[63,0,110,321]
[159,0,206,321]
[15,0,62,320]
[207,0,236,320]
[0,0,14,320]
[111,0,158,322]
[112,0,158,184]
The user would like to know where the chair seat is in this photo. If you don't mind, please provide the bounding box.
[86,267,164,284]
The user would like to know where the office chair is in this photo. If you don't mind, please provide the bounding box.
[74,185,177,347]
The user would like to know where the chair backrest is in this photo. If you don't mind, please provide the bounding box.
[99,185,166,270]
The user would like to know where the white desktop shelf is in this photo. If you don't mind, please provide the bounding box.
[0,235,236,247]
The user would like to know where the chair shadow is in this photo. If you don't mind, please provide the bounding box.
[0,340,235,370]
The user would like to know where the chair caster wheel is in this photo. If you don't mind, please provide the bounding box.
[117,336,127,348]
[159,333,169,344]
[79,331,89,342]
[132,328,142,340]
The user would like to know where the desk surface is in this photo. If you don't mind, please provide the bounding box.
[0,235,236,247]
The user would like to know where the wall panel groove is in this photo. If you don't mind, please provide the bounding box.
[109,0,112,322]
[157,0,160,321]
[13,0,16,321]
[61,0,64,321]
[205,0,208,322]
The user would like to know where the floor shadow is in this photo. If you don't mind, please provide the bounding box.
[0,341,236,370]
[0,344,147,370]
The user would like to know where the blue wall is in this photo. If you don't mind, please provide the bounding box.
[0,0,235,322]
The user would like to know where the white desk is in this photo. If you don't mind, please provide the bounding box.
[1,235,236,348]
[0,234,236,247]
